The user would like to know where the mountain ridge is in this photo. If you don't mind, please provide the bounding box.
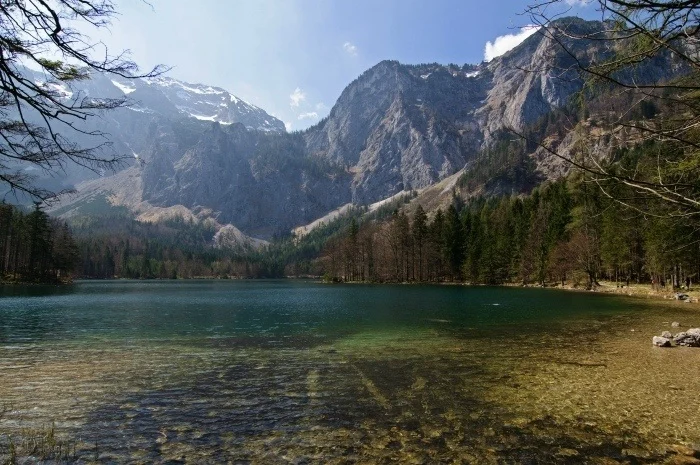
[49,17,688,240]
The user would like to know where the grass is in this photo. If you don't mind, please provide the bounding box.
[0,422,77,465]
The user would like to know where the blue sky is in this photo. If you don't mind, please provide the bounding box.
[91,0,594,130]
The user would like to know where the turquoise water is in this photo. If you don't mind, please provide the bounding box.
[0,280,698,463]
[0,280,630,344]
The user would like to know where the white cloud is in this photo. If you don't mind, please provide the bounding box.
[298,112,319,120]
[343,41,358,56]
[285,121,293,132]
[315,102,328,112]
[484,25,540,62]
[289,87,306,107]
[564,0,590,5]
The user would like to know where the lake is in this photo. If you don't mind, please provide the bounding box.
[1,280,699,463]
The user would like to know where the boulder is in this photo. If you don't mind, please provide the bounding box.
[672,321,681,328]
[675,293,690,301]
[673,329,700,347]
[661,331,673,339]
[653,336,672,347]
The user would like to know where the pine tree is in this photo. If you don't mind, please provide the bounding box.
[412,205,428,281]
[443,205,464,281]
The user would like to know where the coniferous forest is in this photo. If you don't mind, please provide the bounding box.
[0,203,78,283]
[316,175,700,290]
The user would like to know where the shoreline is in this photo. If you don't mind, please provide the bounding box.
[319,277,700,305]
[542,280,700,304]
[6,275,699,308]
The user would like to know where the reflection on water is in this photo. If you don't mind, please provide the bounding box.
[1,281,700,463]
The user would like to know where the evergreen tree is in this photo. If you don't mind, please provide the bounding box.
[412,205,428,281]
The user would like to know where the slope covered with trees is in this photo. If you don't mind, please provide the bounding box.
[317,173,700,290]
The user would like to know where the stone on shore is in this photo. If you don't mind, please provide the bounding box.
[661,331,673,339]
[673,328,700,347]
[653,336,672,347]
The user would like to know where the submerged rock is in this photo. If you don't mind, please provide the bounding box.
[668,456,700,465]
[662,331,673,339]
[672,322,681,328]
[670,444,700,458]
[652,336,672,347]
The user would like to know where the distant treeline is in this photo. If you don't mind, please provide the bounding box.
[72,191,420,280]
[319,177,700,289]
[0,203,78,283]
[73,214,278,279]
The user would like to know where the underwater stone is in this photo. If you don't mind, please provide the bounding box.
[670,444,699,457]
[672,322,681,327]
[652,336,672,347]
[668,456,700,465]
[662,331,673,339]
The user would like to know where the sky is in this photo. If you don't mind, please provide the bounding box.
[85,0,595,131]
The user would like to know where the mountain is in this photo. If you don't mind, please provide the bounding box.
[49,17,687,240]
[108,75,285,132]
[12,67,285,194]
[21,67,285,132]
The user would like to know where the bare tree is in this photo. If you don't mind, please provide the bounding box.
[0,0,166,201]
[522,1,700,218]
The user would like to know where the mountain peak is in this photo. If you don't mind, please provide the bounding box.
[111,74,285,133]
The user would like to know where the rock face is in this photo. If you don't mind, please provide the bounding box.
[139,121,352,237]
[51,17,688,238]
[14,66,285,194]
[305,60,488,204]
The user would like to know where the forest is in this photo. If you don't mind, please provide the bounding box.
[0,203,78,283]
[72,212,272,280]
[318,172,700,290]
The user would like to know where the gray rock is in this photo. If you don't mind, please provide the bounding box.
[672,322,681,328]
[661,331,673,339]
[675,293,690,301]
[653,336,672,347]
[673,329,700,347]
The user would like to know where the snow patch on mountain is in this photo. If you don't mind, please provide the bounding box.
[34,80,73,99]
[111,79,136,94]
[140,76,285,132]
